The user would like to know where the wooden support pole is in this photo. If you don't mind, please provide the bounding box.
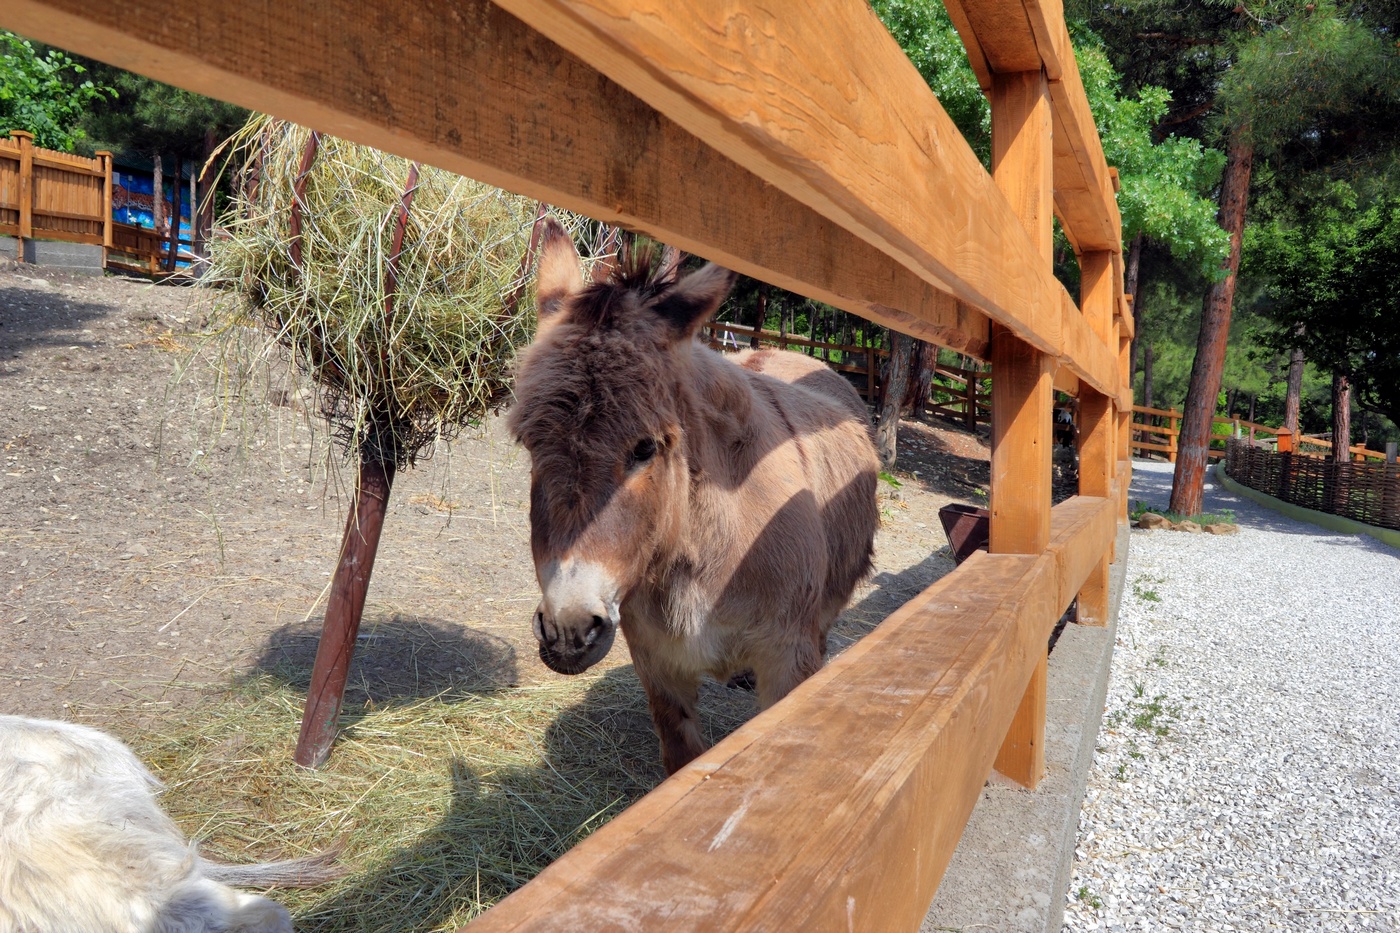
[294,161,422,768]
[294,452,396,767]
[988,69,1053,790]
[1118,324,1132,519]
[14,130,34,261]
[96,151,113,264]
[1075,251,1114,626]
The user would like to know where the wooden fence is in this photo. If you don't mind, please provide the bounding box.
[0,130,112,254]
[1132,404,1388,463]
[704,320,991,422]
[1226,438,1400,530]
[2,0,1133,927]
[0,129,196,275]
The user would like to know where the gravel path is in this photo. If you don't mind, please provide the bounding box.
[1064,461,1400,932]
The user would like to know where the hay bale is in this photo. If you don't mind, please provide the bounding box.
[207,116,594,466]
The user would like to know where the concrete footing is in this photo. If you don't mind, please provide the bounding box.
[921,522,1130,933]
[0,236,104,275]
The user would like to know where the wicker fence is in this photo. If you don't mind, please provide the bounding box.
[1225,438,1400,530]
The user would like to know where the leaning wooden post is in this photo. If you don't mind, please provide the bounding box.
[988,69,1053,791]
[286,130,321,272]
[1076,251,1115,626]
[295,161,420,768]
[14,130,34,263]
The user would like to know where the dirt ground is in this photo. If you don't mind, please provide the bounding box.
[0,263,1009,731]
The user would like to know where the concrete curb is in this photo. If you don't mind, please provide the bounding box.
[1215,462,1400,551]
[921,521,1129,933]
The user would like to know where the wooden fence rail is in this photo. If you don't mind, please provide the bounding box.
[1226,438,1400,530]
[1,0,1133,926]
[1132,405,1387,463]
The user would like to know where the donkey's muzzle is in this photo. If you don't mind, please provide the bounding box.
[534,604,617,675]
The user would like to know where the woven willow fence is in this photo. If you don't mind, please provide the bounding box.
[1225,438,1400,531]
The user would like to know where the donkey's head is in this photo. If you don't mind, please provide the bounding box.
[507,219,735,675]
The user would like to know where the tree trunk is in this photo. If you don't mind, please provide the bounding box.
[1143,343,1154,410]
[876,331,914,468]
[1283,343,1305,434]
[196,128,218,259]
[1331,372,1352,462]
[1125,231,1144,382]
[1170,132,1254,517]
[1225,386,1239,419]
[750,284,768,349]
[903,339,938,418]
[165,156,182,272]
[151,153,164,236]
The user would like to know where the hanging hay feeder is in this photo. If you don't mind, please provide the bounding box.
[209,115,594,467]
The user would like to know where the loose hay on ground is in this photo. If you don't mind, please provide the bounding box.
[111,669,753,932]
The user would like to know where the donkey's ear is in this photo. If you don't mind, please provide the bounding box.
[535,216,584,325]
[654,263,737,340]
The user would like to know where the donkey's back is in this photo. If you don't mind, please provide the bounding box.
[727,346,879,637]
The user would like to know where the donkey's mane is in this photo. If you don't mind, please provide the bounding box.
[567,242,678,330]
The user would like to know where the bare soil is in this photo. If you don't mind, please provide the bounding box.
[0,264,1001,733]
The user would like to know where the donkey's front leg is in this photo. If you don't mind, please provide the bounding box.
[635,663,706,775]
[754,625,826,711]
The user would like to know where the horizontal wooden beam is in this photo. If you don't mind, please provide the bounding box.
[944,0,1121,254]
[471,519,1123,929]
[1046,495,1116,611]
[0,0,992,355]
[493,0,1118,395]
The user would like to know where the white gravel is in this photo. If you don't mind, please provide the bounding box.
[1064,461,1400,933]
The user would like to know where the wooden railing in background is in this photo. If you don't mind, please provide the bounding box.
[703,321,992,422]
[0,130,112,257]
[1132,405,1387,463]
[1226,438,1400,529]
[1,0,1133,927]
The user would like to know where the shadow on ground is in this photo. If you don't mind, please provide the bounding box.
[248,613,521,703]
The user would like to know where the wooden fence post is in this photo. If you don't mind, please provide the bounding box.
[1169,407,1180,462]
[14,130,33,262]
[1118,323,1131,520]
[96,151,113,268]
[1076,251,1114,626]
[964,371,977,428]
[988,69,1053,791]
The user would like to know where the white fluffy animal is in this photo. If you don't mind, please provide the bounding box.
[0,715,341,933]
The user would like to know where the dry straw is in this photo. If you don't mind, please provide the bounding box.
[121,667,754,931]
[207,116,595,466]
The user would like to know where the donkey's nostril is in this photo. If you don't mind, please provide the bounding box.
[584,614,609,644]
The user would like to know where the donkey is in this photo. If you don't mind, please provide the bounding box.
[508,219,879,774]
[0,715,342,933]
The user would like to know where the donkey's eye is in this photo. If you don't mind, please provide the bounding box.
[631,438,658,464]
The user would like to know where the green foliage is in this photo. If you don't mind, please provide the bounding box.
[869,1,1230,272]
[1217,1,1400,157]
[1250,182,1400,427]
[869,0,991,162]
[1070,27,1230,278]
[0,31,113,151]
[78,65,249,158]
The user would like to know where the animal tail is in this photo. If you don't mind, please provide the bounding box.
[202,841,346,889]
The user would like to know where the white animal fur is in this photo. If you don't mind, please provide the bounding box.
[0,715,339,933]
